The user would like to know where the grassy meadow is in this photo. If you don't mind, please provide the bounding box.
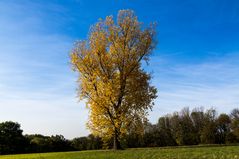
[1,145,239,159]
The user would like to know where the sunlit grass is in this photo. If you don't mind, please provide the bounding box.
[1,145,239,159]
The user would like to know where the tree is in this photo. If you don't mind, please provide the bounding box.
[157,116,177,146]
[190,107,205,144]
[0,121,27,154]
[70,10,157,149]
[216,114,231,144]
[27,134,52,152]
[26,134,73,153]
[143,122,160,147]
[230,108,239,141]
[177,108,197,145]
[200,108,217,144]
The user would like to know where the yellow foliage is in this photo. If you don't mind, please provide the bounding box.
[70,9,157,149]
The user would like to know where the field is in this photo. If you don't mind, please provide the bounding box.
[0,146,239,159]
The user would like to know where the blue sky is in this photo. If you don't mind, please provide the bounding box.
[0,0,239,139]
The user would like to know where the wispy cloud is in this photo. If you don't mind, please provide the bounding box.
[149,52,239,122]
[0,1,89,138]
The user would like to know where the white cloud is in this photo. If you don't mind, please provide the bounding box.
[0,1,89,139]
[148,52,239,123]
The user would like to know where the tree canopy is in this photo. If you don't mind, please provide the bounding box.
[70,9,157,149]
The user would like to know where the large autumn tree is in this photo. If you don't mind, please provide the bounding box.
[70,10,157,150]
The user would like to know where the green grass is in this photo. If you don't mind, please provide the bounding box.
[1,146,239,159]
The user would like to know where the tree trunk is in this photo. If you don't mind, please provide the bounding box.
[113,131,121,150]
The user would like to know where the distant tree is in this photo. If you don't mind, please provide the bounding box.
[200,109,217,144]
[25,134,73,153]
[177,108,197,145]
[70,9,157,149]
[71,134,103,150]
[230,108,239,141]
[26,134,52,152]
[143,122,159,147]
[86,134,103,150]
[169,112,181,145]
[125,132,144,148]
[216,114,231,144]
[50,135,72,152]
[157,116,177,146]
[0,121,27,154]
[71,137,89,150]
[190,107,205,144]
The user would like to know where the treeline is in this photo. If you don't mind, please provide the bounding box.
[0,122,102,154]
[126,107,239,148]
[0,107,239,154]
